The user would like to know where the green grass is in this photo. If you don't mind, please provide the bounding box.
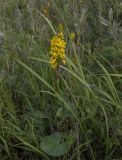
[0,0,122,159]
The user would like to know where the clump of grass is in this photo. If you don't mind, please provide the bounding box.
[0,0,122,159]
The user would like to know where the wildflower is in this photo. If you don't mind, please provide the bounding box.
[58,23,64,32]
[42,3,50,16]
[49,32,66,70]
[42,6,48,16]
[69,32,75,40]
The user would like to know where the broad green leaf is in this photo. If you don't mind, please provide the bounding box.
[41,132,74,157]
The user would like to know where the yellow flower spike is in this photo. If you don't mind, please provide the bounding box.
[49,32,66,70]
[58,23,64,32]
[42,6,48,16]
[42,2,50,16]
[69,32,75,40]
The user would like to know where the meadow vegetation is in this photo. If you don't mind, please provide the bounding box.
[0,0,122,159]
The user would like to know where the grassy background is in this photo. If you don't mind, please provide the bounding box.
[0,0,122,159]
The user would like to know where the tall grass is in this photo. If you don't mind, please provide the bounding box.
[0,0,122,159]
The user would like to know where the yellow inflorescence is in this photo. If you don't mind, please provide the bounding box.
[42,3,50,16]
[69,32,75,39]
[50,32,66,70]
[43,6,48,16]
[58,23,64,32]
